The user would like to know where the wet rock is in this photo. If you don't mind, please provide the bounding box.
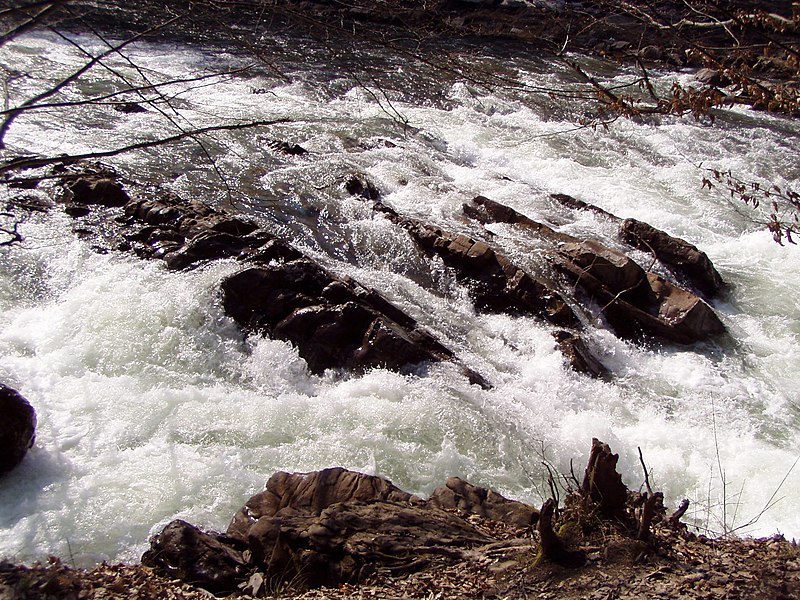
[553,330,609,378]
[695,68,729,87]
[265,139,308,156]
[561,240,650,302]
[221,260,490,386]
[141,520,247,595]
[428,477,538,529]
[0,384,36,476]
[620,218,725,299]
[549,192,617,220]
[66,177,129,207]
[113,102,147,113]
[401,219,578,327]
[557,252,725,344]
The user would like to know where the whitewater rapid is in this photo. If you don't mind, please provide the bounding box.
[1,32,799,565]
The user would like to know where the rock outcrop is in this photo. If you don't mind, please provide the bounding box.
[551,193,726,300]
[0,384,36,476]
[463,194,727,345]
[145,467,538,592]
[54,170,489,387]
[220,259,489,386]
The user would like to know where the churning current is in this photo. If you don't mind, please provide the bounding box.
[1,31,799,566]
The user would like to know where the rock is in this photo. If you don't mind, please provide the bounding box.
[553,330,609,378]
[66,177,129,207]
[0,384,36,476]
[344,173,381,200]
[142,520,247,595]
[550,192,617,220]
[428,477,538,529]
[265,139,308,156]
[227,467,418,541]
[113,102,147,113]
[695,68,729,87]
[620,218,725,299]
[56,178,487,387]
[401,219,578,327]
[221,260,490,387]
[561,240,650,302]
[246,500,490,588]
[557,253,725,344]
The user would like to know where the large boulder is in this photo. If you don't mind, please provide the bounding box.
[0,384,36,476]
[462,194,726,345]
[221,259,489,387]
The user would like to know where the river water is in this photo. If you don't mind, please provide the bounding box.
[1,31,799,566]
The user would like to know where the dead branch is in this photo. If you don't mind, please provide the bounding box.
[669,498,690,528]
[637,491,664,541]
[0,212,23,246]
[0,14,181,148]
[0,118,292,175]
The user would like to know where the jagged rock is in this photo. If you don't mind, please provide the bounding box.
[620,218,725,299]
[265,139,308,156]
[464,194,725,344]
[557,255,725,344]
[428,477,538,529]
[553,330,609,378]
[55,175,487,386]
[401,219,577,327]
[550,192,618,220]
[0,384,36,476]
[464,195,573,243]
[561,240,650,301]
[221,260,489,387]
[551,193,725,299]
[141,520,246,595]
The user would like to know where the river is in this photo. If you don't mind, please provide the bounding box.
[1,29,799,566]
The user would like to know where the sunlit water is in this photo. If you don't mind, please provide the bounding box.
[1,31,799,566]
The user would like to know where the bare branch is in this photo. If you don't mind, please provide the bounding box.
[0,118,292,175]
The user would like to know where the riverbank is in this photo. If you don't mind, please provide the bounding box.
[0,3,798,598]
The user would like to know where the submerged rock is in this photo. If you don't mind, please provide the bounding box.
[0,384,36,476]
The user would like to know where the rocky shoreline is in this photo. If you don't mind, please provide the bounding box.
[2,440,799,599]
